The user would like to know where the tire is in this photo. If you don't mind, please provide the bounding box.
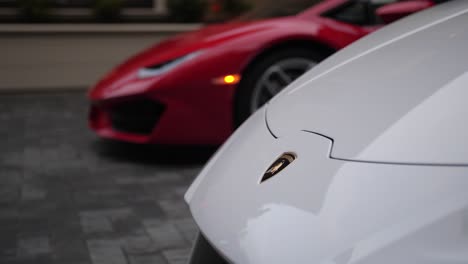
[233,47,328,127]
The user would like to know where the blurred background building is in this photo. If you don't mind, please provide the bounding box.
[0,0,256,23]
[0,0,319,91]
[0,0,320,23]
[0,0,167,22]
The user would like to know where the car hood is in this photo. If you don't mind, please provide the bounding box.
[118,20,272,70]
[89,19,288,99]
[187,108,468,264]
[266,0,468,165]
[186,3,468,263]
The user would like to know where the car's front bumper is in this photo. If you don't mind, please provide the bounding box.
[88,82,235,145]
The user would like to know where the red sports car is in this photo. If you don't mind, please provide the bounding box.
[89,0,436,145]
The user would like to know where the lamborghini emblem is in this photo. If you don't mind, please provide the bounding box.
[261,153,296,183]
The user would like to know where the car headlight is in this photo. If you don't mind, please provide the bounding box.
[137,51,203,79]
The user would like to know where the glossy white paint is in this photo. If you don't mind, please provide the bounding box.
[186,1,468,263]
[187,108,468,264]
[267,0,468,165]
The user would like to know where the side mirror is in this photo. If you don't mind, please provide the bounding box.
[376,0,434,24]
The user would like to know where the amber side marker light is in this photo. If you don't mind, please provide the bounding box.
[213,74,241,85]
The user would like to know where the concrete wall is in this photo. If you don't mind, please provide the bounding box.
[0,24,201,91]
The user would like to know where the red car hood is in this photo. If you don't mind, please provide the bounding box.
[125,21,266,69]
[89,19,284,99]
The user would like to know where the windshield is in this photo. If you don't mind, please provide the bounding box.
[237,0,324,21]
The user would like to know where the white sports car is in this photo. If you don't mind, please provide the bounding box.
[185,1,468,263]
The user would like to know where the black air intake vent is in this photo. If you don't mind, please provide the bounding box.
[110,99,164,135]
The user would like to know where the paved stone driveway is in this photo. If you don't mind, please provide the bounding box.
[0,91,216,264]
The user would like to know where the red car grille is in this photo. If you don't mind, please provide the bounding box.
[109,99,165,135]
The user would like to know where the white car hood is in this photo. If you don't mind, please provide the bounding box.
[186,3,468,263]
[187,108,468,264]
[266,0,468,165]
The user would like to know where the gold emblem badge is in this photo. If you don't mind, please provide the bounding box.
[261,153,296,183]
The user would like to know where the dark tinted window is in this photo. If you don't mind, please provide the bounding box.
[324,0,399,26]
[238,0,323,20]
[329,1,368,25]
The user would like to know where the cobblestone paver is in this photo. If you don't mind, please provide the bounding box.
[0,91,214,264]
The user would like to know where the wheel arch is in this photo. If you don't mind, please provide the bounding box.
[239,38,336,81]
[232,38,336,126]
